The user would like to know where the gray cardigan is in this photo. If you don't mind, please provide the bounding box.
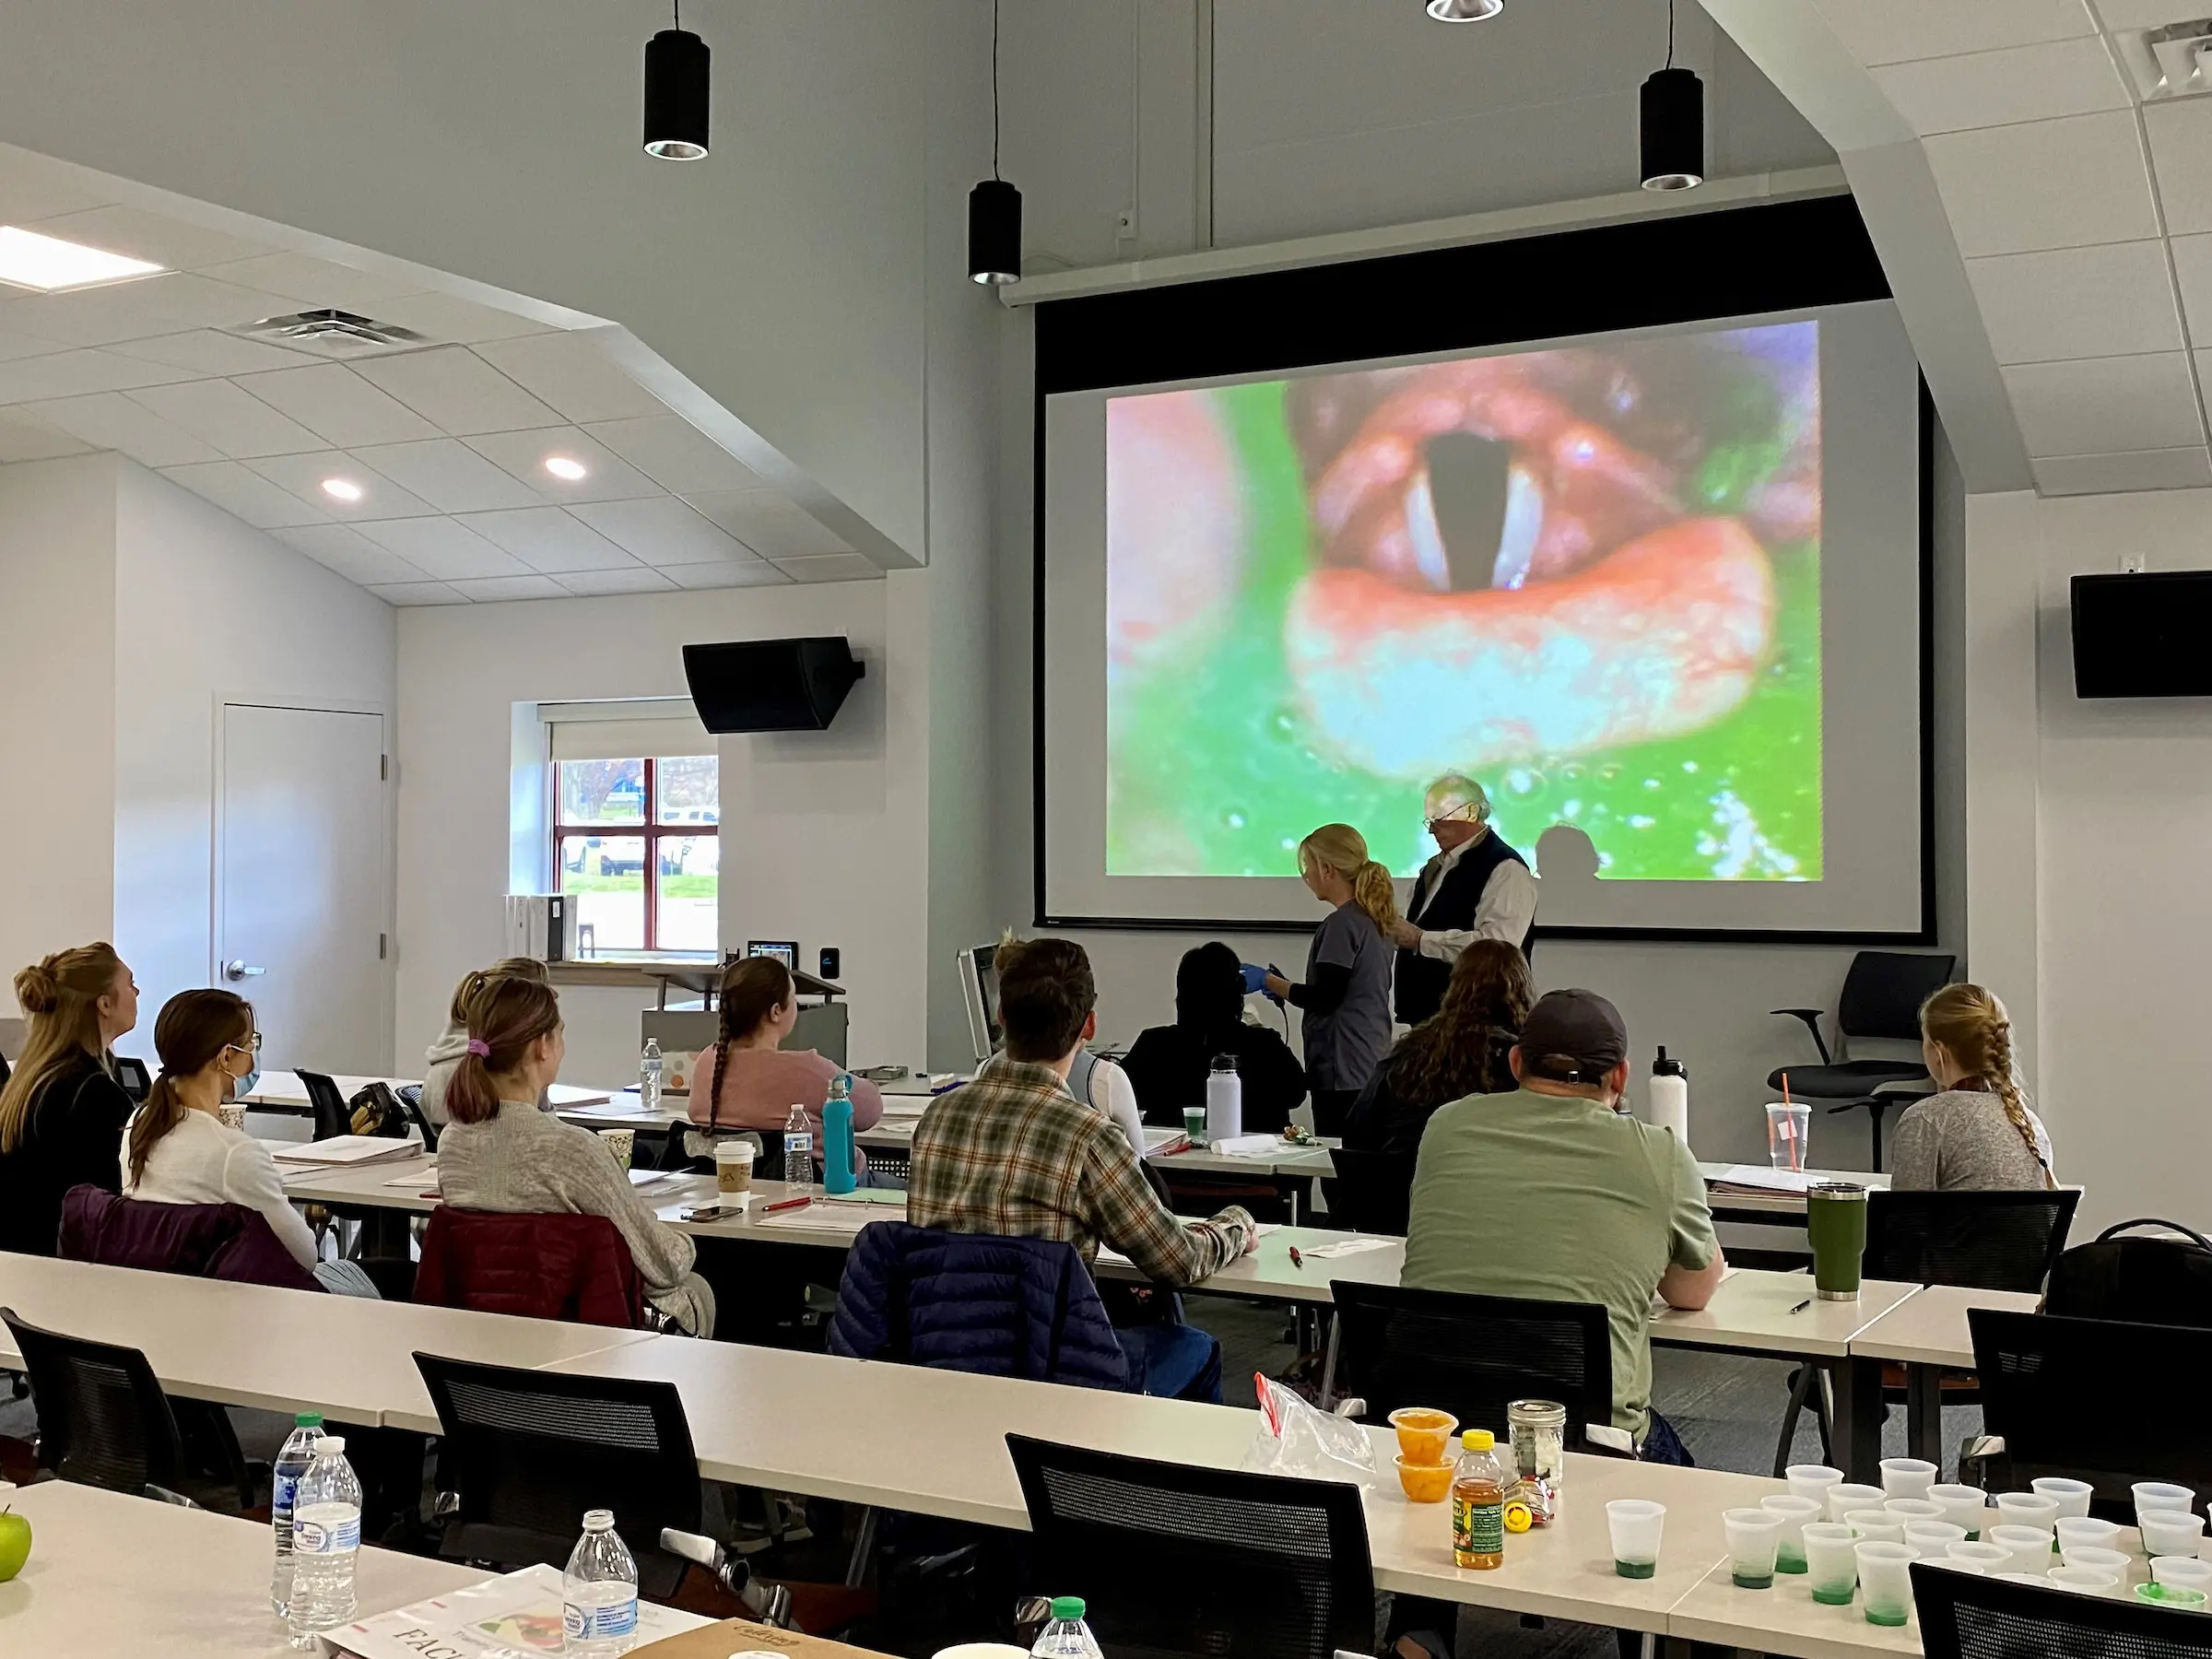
[436,1099,714,1335]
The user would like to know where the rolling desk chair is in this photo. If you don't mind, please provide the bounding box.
[1769,950,1956,1170]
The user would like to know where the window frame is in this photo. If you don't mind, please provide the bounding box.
[550,755,720,956]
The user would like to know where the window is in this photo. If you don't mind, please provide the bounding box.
[553,756,719,957]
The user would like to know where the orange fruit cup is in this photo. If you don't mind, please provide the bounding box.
[1388,1407,1459,1466]
[1395,1454,1456,1503]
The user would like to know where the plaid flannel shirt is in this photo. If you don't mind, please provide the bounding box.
[909,1055,1253,1287]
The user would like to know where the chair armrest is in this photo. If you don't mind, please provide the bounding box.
[1771,1008,1833,1065]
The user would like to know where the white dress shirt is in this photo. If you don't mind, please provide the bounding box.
[124,1106,322,1268]
[1410,831,1539,964]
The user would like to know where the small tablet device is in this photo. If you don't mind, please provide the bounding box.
[747,941,798,968]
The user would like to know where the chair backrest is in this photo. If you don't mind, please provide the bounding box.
[413,1353,701,1598]
[1327,1147,1417,1236]
[1971,1308,2212,1511]
[394,1083,441,1153]
[1837,952,1956,1042]
[298,1069,352,1143]
[413,1208,646,1329]
[0,1306,186,1494]
[112,1056,151,1103]
[1006,1433,1374,1659]
[1865,1188,2079,1293]
[1915,1554,2212,1659]
[1324,1281,1611,1450]
[2044,1218,2212,1329]
[59,1184,323,1294]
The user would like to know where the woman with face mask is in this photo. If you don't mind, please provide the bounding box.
[0,942,141,1255]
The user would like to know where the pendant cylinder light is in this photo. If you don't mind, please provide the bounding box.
[1426,0,1504,18]
[644,27,711,160]
[969,179,1021,286]
[1640,65,1702,191]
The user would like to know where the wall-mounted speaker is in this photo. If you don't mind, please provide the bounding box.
[683,636,865,731]
[2072,573,2212,698]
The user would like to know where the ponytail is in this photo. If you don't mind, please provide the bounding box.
[447,977,562,1126]
[128,989,252,1186]
[1298,823,1399,935]
[1351,860,1400,935]
[1920,982,2053,1188]
[447,957,548,1025]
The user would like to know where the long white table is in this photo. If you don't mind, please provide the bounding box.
[1841,1282,2042,1466]
[246,1069,616,1113]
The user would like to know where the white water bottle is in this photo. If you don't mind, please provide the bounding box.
[1649,1047,1689,1147]
[1205,1053,1243,1144]
[286,1436,361,1647]
[562,1508,641,1657]
[268,1411,324,1616]
[639,1037,664,1113]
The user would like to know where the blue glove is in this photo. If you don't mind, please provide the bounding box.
[1239,962,1268,995]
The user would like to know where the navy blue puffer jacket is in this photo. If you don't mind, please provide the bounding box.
[828,1221,1131,1392]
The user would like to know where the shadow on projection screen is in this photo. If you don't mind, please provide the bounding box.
[1040,300,1925,936]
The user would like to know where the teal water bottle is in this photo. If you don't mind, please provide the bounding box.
[822,1074,856,1194]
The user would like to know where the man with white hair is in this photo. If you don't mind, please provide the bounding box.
[1389,773,1537,1026]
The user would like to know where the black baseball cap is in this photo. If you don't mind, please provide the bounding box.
[1517,989,1629,1084]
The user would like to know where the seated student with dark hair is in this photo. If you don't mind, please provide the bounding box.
[1344,939,1532,1157]
[909,936,1256,1400]
[1121,942,1308,1135]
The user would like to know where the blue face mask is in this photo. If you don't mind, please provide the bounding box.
[223,1053,261,1103]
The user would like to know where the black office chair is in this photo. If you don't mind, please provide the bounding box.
[112,1056,151,1104]
[395,1083,441,1154]
[299,1069,353,1143]
[1326,1148,1416,1236]
[414,1353,707,1598]
[1914,1551,2212,1658]
[1968,1309,2212,1516]
[1769,950,1956,1169]
[1323,1282,1614,1451]
[1006,1434,1374,1659]
[1,1307,190,1500]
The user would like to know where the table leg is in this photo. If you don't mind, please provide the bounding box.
[1905,1361,1943,1471]
[1829,1355,1885,1483]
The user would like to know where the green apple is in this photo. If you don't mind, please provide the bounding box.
[0,1507,29,1583]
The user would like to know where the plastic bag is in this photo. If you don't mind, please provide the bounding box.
[1243,1371,1378,1487]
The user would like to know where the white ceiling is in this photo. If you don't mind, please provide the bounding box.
[0,159,877,601]
[1808,0,2212,495]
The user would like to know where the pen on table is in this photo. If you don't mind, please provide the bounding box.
[762,1194,812,1215]
[1787,1297,1812,1315]
[1288,1246,1304,1270]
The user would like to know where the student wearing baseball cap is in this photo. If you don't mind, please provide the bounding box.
[1403,987,1723,1463]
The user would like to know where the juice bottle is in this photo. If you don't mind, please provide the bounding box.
[1451,1429,1508,1570]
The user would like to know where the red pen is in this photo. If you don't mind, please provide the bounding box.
[1288,1246,1304,1270]
[762,1194,812,1215]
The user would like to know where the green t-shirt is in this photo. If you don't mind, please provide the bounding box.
[1402,1087,1717,1441]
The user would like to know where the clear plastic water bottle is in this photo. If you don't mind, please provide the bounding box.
[1031,1595,1104,1659]
[639,1037,664,1114]
[286,1435,361,1647]
[562,1509,641,1656]
[268,1410,324,1617]
[782,1102,815,1191]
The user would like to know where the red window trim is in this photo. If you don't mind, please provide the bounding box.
[551,756,720,954]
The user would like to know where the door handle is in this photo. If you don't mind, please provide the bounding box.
[223,960,265,981]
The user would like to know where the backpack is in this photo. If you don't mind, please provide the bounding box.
[2042,1218,2212,1328]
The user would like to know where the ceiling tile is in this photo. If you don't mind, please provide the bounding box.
[1871,37,2129,135]
[473,334,667,423]
[369,290,553,346]
[1809,0,2095,65]
[455,506,639,572]
[351,438,547,512]
[0,330,71,363]
[686,488,853,559]
[245,449,441,518]
[464,426,662,501]
[2146,99,2212,237]
[0,348,201,403]
[269,524,430,587]
[351,346,562,436]
[157,460,330,528]
[0,153,116,223]
[366,581,469,606]
[2031,446,2212,492]
[2164,233,2212,336]
[350,515,530,580]
[568,496,758,566]
[0,409,93,462]
[107,329,317,375]
[233,363,442,448]
[1924,111,2159,255]
[2002,352,2204,453]
[1965,241,2185,363]
[448,574,571,603]
[25,392,222,467]
[125,378,326,457]
[0,273,293,347]
[772,553,881,583]
[665,561,792,591]
[25,205,272,272]
[200,253,425,312]
[553,566,679,596]
[2092,0,2212,28]
[583,415,761,494]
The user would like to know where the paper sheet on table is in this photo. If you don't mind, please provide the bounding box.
[1708,1164,1818,1194]
[758,1201,909,1232]
[273,1135,421,1168]
[384,1165,440,1190]
[1296,1236,1394,1260]
[1206,1133,1285,1158]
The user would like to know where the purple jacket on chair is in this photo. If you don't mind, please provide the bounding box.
[59,1183,324,1293]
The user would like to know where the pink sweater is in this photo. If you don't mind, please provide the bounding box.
[687,1045,885,1151]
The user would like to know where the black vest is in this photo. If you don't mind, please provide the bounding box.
[1394,830,1535,1025]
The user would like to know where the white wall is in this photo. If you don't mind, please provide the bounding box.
[111,461,397,1056]
[0,455,118,1004]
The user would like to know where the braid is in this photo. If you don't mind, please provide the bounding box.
[708,1035,732,1128]
[1980,1023,2053,1189]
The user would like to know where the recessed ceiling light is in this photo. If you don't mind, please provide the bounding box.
[0,225,164,291]
[1426,0,1503,18]
[321,477,364,502]
[544,455,589,482]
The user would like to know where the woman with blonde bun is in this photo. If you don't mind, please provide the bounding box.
[420,958,551,1128]
[1890,982,2056,1191]
[0,943,140,1254]
[1264,824,1398,1135]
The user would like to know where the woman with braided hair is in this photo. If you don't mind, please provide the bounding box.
[1889,983,2057,1191]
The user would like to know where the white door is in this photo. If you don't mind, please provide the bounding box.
[217,704,390,1075]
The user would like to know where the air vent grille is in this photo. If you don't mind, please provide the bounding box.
[2116,18,2212,103]
[228,308,428,359]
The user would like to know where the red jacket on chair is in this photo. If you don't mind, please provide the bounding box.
[412,1207,647,1329]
